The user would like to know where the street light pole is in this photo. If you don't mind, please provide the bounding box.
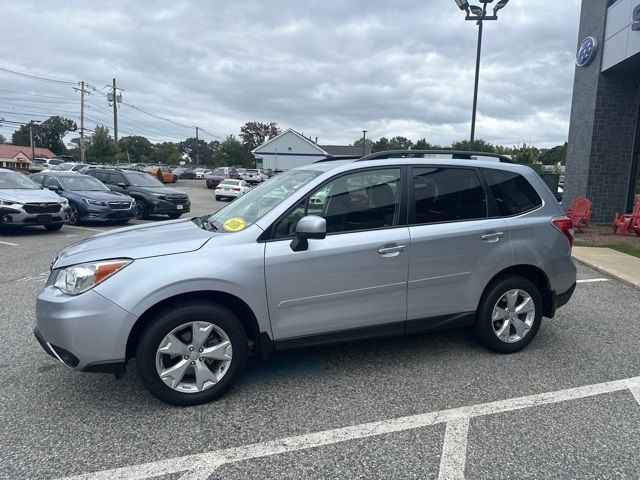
[362,130,367,156]
[469,11,484,151]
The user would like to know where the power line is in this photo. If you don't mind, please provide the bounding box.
[0,66,77,85]
[0,89,77,101]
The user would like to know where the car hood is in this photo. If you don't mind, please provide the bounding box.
[0,188,62,203]
[54,218,217,268]
[132,186,185,195]
[69,190,133,202]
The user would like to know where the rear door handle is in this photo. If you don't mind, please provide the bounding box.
[378,244,406,256]
[481,231,504,242]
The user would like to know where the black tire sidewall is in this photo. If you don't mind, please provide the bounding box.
[44,223,63,231]
[136,301,248,406]
[474,275,543,354]
[134,201,148,220]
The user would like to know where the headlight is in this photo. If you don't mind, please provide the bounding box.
[60,198,69,206]
[152,193,167,200]
[0,198,21,206]
[84,198,105,206]
[53,259,132,295]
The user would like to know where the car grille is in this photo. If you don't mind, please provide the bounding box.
[107,201,131,210]
[166,194,189,204]
[23,203,62,214]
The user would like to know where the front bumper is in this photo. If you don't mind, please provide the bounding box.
[0,205,70,226]
[78,204,135,222]
[35,286,138,372]
[151,199,191,215]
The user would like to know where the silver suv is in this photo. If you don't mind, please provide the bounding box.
[34,151,577,405]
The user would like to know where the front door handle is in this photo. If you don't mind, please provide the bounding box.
[481,231,504,242]
[378,244,406,256]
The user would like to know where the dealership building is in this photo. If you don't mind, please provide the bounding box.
[565,0,640,222]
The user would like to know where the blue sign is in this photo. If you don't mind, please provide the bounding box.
[576,37,598,67]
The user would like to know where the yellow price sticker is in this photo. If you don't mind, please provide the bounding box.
[223,217,246,232]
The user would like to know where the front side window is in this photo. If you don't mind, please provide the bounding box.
[412,167,486,224]
[482,169,542,216]
[44,176,62,189]
[273,168,401,238]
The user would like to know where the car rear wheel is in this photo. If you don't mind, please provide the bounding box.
[44,223,63,231]
[474,275,542,354]
[215,196,221,201]
[136,301,248,405]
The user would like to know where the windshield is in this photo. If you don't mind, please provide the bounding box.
[32,158,46,165]
[0,172,40,189]
[212,168,227,175]
[204,169,321,231]
[61,176,110,192]
[124,172,164,187]
[220,179,239,185]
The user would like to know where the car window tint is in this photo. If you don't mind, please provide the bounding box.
[273,168,401,238]
[482,169,542,216]
[412,167,486,224]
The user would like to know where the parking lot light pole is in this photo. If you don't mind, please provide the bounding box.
[453,0,509,151]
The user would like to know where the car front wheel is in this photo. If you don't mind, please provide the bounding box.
[136,301,248,406]
[474,275,542,354]
[134,201,149,220]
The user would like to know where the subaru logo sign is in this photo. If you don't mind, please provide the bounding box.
[576,36,598,67]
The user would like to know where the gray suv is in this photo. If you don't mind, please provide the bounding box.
[34,151,577,405]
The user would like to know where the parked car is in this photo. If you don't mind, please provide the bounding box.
[29,157,64,173]
[205,167,239,189]
[179,168,197,179]
[85,168,190,220]
[34,152,577,405]
[261,168,274,178]
[56,163,89,172]
[30,172,135,225]
[194,168,212,179]
[214,179,250,201]
[236,168,246,176]
[0,168,69,230]
[242,168,267,184]
[148,166,178,183]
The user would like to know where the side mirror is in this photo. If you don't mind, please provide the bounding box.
[48,185,61,192]
[117,182,127,189]
[290,215,326,252]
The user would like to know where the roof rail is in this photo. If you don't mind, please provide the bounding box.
[357,150,515,164]
[314,155,365,163]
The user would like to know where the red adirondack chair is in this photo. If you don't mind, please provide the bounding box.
[564,197,592,232]
[612,199,640,236]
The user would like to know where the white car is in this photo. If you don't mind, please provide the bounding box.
[195,168,212,179]
[242,169,267,184]
[214,179,250,201]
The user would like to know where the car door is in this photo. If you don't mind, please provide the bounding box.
[265,167,410,343]
[406,166,511,331]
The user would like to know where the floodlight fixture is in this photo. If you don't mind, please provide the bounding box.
[493,0,509,14]
[454,0,470,11]
[469,5,484,16]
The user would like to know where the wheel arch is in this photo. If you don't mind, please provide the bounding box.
[481,264,554,318]
[125,290,272,362]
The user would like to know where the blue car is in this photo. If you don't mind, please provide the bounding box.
[30,172,135,225]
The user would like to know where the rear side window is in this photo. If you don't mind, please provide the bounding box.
[482,169,542,216]
[412,167,487,224]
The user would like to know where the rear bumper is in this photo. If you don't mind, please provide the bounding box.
[556,282,576,309]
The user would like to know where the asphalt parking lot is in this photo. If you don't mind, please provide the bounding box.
[1,179,640,479]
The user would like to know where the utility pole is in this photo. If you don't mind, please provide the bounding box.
[195,126,200,166]
[29,122,35,163]
[361,130,367,156]
[112,78,118,144]
[80,81,86,163]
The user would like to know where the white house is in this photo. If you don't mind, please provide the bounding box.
[251,129,370,170]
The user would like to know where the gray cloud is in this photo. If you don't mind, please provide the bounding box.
[0,0,580,148]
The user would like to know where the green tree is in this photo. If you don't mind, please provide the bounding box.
[538,142,567,165]
[11,116,76,154]
[178,137,214,165]
[86,125,116,164]
[353,137,374,149]
[371,137,390,152]
[214,135,250,167]
[510,143,540,164]
[450,139,497,152]
[118,136,153,163]
[0,133,6,143]
[239,121,281,151]
[146,141,182,165]
[156,167,164,182]
[412,138,438,150]
[387,136,414,150]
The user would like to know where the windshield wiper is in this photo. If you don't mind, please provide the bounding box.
[192,215,218,232]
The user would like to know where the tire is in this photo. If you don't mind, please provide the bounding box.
[207,184,213,189]
[67,205,79,225]
[134,200,149,220]
[114,219,130,224]
[44,223,63,231]
[172,175,178,183]
[473,275,542,354]
[215,196,221,201]
[168,213,182,219]
[136,301,248,406]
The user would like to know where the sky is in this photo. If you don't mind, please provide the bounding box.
[0,0,581,149]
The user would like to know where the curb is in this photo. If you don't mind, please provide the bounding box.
[572,256,640,291]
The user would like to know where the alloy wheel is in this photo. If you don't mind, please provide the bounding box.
[67,205,79,225]
[134,201,146,220]
[491,289,536,343]
[155,321,233,393]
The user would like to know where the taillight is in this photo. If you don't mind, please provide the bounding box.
[552,216,574,249]
[233,187,240,191]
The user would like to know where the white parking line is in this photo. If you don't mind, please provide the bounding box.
[59,375,640,480]
[576,278,610,284]
[0,240,18,246]
[438,418,469,480]
[64,225,105,233]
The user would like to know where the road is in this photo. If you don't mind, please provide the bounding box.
[1,179,639,479]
